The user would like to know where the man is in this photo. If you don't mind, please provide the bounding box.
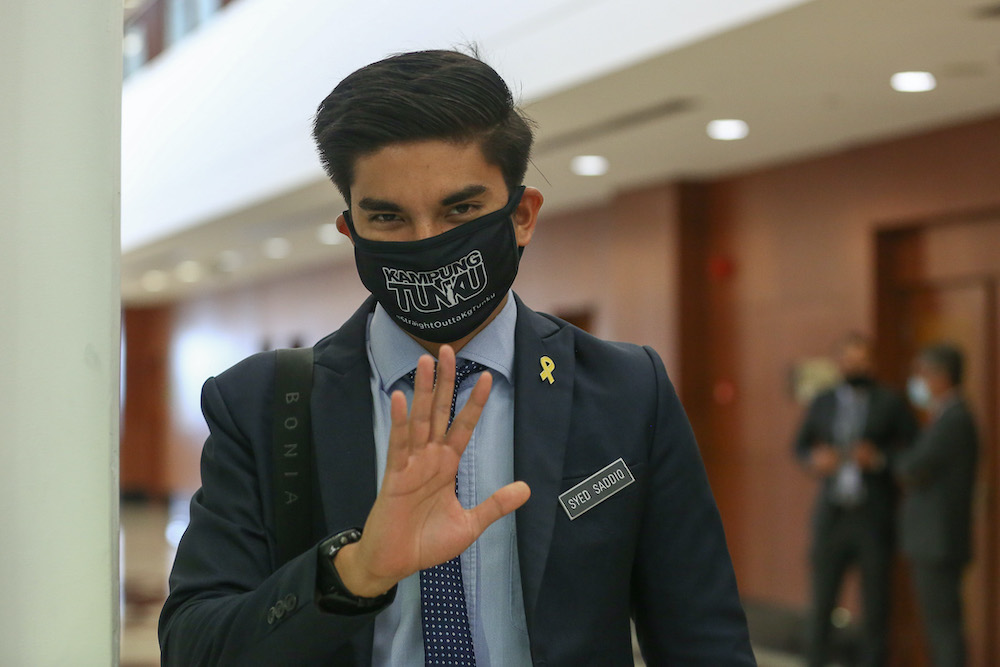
[793,334,917,667]
[895,343,978,667]
[159,50,754,665]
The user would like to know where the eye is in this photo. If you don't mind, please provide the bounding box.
[448,203,479,217]
[368,213,401,224]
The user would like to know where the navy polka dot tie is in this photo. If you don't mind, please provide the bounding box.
[403,359,486,666]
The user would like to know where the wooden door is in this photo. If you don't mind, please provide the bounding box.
[893,281,998,667]
[878,215,1000,666]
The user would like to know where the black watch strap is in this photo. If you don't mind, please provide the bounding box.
[316,528,396,615]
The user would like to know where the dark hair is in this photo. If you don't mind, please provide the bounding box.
[312,50,534,203]
[920,342,964,386]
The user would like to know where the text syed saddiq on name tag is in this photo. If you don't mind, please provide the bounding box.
[558,458,635,520]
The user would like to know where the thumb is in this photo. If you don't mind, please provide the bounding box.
[468,481,531,536]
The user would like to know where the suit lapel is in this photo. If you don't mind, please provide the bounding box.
[511,295,575,635]
[312,297,380,532]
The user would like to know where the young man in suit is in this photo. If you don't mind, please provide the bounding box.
[896,343,978,667]
[159,50,754,665]
[794,334,917,667]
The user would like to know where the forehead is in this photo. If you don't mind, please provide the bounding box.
[350,139,505,203]
[839,342,869,358]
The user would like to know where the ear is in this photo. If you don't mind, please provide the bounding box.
[335,213,354,245]
[512,187,543,247]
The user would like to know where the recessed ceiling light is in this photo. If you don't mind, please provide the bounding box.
[890,71,937,92]
[217,250,242,273]
[175,260,202,283]
[318,222,345,245]
[706,119,749,141]
[570,155,609,176]
[140,269,169,293]
[263,237,291,259]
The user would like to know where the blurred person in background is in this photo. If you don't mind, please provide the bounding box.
[895,343,978,667]
[793,333,917,667]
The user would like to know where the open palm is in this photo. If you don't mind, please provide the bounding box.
[337,345,530,596]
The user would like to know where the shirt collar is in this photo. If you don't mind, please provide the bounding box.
[456,294,516,385]
[836,382,870,401]
[367,291,517,392]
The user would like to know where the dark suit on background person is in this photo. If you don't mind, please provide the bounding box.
[794,380,917,667]
[159,295,755,665]
[896,396,978,667]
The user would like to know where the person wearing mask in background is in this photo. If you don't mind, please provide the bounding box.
[158,49,755,665]
[794,333,917,667]
[896,343,978,667]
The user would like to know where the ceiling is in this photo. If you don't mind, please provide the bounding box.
[121,0,1000,305]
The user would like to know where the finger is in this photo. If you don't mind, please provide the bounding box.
[446,371,492,453]
[408,354,436,450]
[429,345,456,440]
[467,481,531,536]
[386,390,411,471]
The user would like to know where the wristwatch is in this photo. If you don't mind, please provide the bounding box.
[316,528,396,614]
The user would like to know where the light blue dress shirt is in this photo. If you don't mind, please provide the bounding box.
[365,294,532,666]
[832,384,871,506]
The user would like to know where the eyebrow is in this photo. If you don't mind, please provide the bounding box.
[440,185,487,207]
[356,185,489,213]
[357,197,402,212]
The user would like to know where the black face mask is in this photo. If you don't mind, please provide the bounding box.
[343,186,525,343]
[844,373,875,388]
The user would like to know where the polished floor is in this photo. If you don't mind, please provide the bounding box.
[120,501,803,666]
[121,501,172,667]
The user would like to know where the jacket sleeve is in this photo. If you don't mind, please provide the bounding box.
[158,374,378,666]
[894,409,961,488]
[793,394,826,464]
[630,347,756,665]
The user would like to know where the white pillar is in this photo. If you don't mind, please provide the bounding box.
[0,0,122,665]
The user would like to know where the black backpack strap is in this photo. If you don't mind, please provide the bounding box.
[272,346,315,567]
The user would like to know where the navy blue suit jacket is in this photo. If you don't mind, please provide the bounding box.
[159,295,754,665]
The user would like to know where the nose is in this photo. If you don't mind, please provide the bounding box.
[411,218,448,241]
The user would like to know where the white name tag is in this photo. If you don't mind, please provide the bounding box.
[558,458,635,520]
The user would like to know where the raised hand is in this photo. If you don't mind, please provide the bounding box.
[851,440,885,471]
[809,443,841,478]
[333,345,531,597]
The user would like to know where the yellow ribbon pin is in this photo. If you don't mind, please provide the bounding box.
[539,356,555,384]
